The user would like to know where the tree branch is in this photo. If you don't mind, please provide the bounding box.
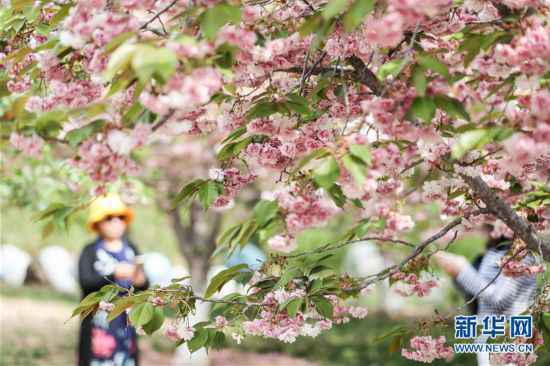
[345,55,382,95]
[139,0,179,31]
[357,218,463,288]
[152,109,175,132]
[276,56,382,95]
[462,174,550,260]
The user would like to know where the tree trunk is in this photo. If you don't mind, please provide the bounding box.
[188,255,209,290]
[168,202,222,287]
[167,204,222,366]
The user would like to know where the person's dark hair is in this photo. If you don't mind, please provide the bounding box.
[486,235,513,250]
[482,223,513,250]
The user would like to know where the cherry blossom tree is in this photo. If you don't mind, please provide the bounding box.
[2,0,549,362]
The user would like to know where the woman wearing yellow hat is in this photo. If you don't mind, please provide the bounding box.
[77,194,149,366]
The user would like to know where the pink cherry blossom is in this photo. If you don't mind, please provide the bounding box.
[401,336,453,363]
[392,271,439,297]
[215,315,228,329]
[98,300,114,312]
[9,132,44,158]
[364,13,405,48]
[151,296,165,306]
[268,234,297,253]
[164,322,195,342]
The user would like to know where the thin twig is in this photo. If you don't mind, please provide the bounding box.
[287,236,415,259]
[139,0,179,31]
[152,109,175,132]
[358,218,463,288]
[455,247,528,312]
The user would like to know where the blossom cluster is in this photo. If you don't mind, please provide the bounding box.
[70,137,140,183]
[9,133,44,158]
[164,321,195,342]
[275,184,340,235]
[391,271,439,297]
[401,336,453,363]
[211,167,257,208]
[241,289,368,343]
[489,333,544,366]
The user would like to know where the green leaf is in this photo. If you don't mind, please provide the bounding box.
[234,220,259,249]
[71,291,104,318]
[107,297,136,322]
[253,200,279,227]
[105,32,135,53]
[313,156,340,189]
[451,127,513,159]
[246,101,279,121]
[286,93,310,115]
[257,217,285,244]
[36,202,71,222]
[417,54,449,80]
[188,328,209,353]
[343,0,376,32]
[349,144,371,165]
[542,312,550,330]
[491,127,514,142]
[327,184,346,207]
[143,307,165,335]
[204,264,249,299]
[410,96,436,123]
[198,180,222,210]
[314,296,333,318]
[310,17,336,51]
[372,325,408,344]
[353,219,371,238]
[388,335,403,353]
[215,43,238,69]
[65,120,106,147]
[434,95,470,121]
[222,126,247,144]
[211,331,226,349]
[290,148,330,175]
[283,298,303,317]
[322,0,348,20]
[342,154,366,185]
[172,179,205,208]
[201,4,242,40]
[50,3,71,26]
[451,129,491,159]
[217,136,254,161]
[543,326,550,354]
[35,23,50,36]
[377,59,406,81]
[217,223,242,248]
[299,15,322,37]
[104,44,137,81]
[412,65,427,97]
[459,34,482,68]
[34,110,67,137]
[129,303,155,326]
[131,45,178,84]
[275,267,302,288]
[122,102,145,125]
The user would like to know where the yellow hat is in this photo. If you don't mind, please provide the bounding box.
[87,194,134,231]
